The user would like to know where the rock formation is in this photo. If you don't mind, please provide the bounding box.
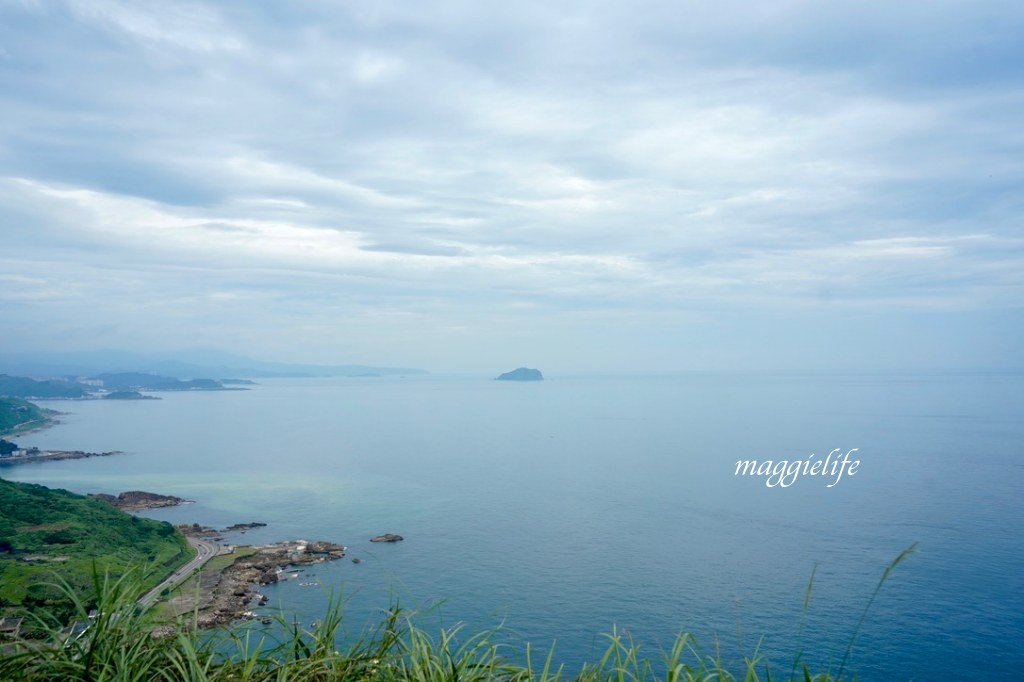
[93,490,186,510]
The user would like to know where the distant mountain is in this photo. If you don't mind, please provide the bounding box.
[0,349,428,381]
[92,373,227,392]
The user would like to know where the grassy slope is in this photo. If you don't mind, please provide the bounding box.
[0,477,194,626]
[0,397,56,436]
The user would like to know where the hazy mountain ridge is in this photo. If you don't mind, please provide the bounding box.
[0,349,428,381]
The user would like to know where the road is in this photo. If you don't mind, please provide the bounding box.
[138,536,220,607]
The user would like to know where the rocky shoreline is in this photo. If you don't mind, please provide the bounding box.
[92,490,189,511]
[0,448,121,466]
[157,538,347,632]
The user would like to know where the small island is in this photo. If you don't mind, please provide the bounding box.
[370,534,404,543]
[495,367,544,381]
[103,390,160,400]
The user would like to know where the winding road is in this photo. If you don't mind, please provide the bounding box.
[138,536,220,607]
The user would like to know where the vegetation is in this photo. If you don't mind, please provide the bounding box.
[0,478,193,629]
[0,545,917,681]
[0,397,56,436]
[0,374,90,399]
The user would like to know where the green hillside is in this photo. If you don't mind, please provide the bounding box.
[0,397,55,436]
[0,477,193,629]
[0,374,90,399]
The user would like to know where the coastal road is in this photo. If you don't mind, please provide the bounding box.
[59,538,219,656]
[138,537,220,607]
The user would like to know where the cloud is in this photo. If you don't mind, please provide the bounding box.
[0,0,1022,370]
[65,0,243,53]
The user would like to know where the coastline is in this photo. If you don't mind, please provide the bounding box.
[0,386,360,641]
[155,539,347,632]
[1,413,61,438]
[0,449,121,466]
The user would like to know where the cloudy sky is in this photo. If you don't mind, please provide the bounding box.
[1,1,1022,373]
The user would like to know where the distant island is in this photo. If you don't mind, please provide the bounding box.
[103,390,160,400]
[495,367,544,381]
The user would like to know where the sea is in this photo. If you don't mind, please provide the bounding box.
[4,372,1023,680]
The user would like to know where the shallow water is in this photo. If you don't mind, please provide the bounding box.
[6,372,1023,679]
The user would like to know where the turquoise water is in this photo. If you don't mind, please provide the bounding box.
[5,373,1023,679]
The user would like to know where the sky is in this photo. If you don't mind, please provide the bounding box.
[1,0,1023,373]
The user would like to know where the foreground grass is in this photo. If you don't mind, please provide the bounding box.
[0,544,917,682]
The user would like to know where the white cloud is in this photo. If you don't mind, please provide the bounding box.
[352,51,404,84]
[65,0,243,52]
[1,0,1022,369]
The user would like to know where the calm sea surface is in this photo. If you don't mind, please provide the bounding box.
[5,372,1023,680]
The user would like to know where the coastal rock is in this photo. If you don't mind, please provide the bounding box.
[177,523,220,537]
[223,522,268,532]
[158,539,347,629]
[94,490,186,510]
[495,367,543,381]
[369,534,404,543]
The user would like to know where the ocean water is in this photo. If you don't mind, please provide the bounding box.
[5,372,1023,680]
